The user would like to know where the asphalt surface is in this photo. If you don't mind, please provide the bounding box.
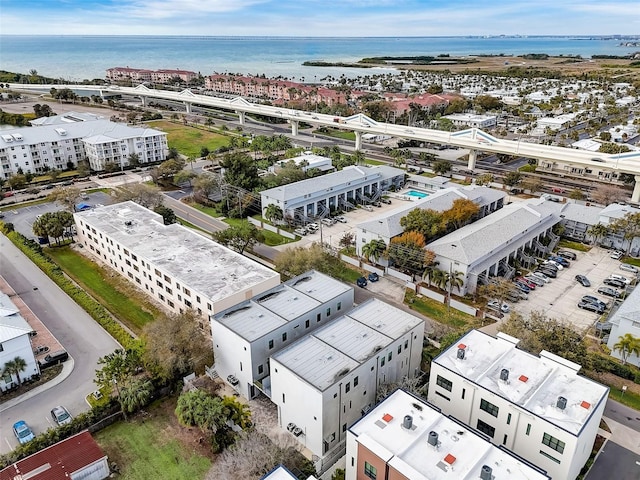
[0,235,121,453]
[585,440,640,480]
[605,399,640,433]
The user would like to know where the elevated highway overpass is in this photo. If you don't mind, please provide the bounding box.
[12,83,640,200]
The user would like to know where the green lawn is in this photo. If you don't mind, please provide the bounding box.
[46,246,158,332]
[405,290,478,328]
[147,120,230,157]
[313,128,356,141]
[186,202,223,218]
[365,159,385,166]
[608,385,640,411]
[557,239,591,252]
[622,257,640,267]
[95,399,211,480]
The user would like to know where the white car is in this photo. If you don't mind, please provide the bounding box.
[543,260,563,270]
[608,273,631,285]
[306,223,319,232]
[620,263,639,274]
[529,271,550,283]
[487,300,510,313]
[335,215,347,223]
[610,250,624,260]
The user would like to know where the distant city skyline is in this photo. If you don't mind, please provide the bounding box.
[1,0,639,37]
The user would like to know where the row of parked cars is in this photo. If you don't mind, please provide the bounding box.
[294,216,348,236]
[13,406,72,445]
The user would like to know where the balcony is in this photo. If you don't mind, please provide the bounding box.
[253,376,272,398]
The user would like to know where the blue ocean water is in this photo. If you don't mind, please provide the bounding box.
[0,35,634,81]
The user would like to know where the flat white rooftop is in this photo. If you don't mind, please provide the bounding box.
[214,270,351,341]
[272,299,423,391]
[75,201,279,309]
[0,292,32,343]
[350,390,550,480]
[435,330,609,435]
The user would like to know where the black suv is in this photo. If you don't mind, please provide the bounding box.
[38,350,69,370]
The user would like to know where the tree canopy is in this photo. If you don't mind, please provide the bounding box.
[212,221,263,254]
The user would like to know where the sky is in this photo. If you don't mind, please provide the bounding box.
[1,0,639,37]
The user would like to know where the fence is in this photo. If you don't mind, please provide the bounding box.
[247,217,296,239]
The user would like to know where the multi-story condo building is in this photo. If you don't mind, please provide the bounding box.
[428,330,609,480]
[0,292,39,392]
[260,165,405,223]
[211,269,355,400]
[346,389,551,480]
[73,201,280,330]
[106,67,198,83]
[270,299,424,460]
[0,117,168,178]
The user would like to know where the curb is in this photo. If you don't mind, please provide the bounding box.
[0,357,75,413]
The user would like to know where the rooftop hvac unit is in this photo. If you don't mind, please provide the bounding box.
[403,415,413,430]
[457,348,465,360]
[500,368,509,381]
[427,431,439,446]
[557,396,567,410]
[480,465,493,480]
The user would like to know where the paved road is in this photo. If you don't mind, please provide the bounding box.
[605,398,640,433]
[0,234,121,454]
[585,440,640,480]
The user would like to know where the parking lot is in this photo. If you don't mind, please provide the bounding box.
[512,246,637,330]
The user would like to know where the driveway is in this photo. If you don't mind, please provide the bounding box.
[586,440,640,480]
[0,235,121,453]
[512,246,635,330]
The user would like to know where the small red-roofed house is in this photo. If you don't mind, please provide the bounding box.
[0,431,109,480]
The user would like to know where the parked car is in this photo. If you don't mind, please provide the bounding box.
[368,272,379,282]
[604,278,626,289]
[513,281,531,293]
[595,322,613,333]
[321,218,335,226]
[51,406,72,426]
[505,290,521,303]
[335,215,347,223]
[610,250,624,260]
[373,201,382,207]
[381,198,392,205]
[548,256,570,267]
[32,345,50,355]
[487,300,510,313]
[557,250,577,260]
[577,301,604,314]
[597,286,621,298]
[294,227,308,236]
[38,350,69,370]
[619,263,639,274]
[306,223,319,232]
[535,268,557,278]
[363,205,373,212]
[581,295,607,308]
[13,421,35,445]
[543,260,563,270]
[530,271,551,283]
[608,273,631,285]
[575,275,591,287]
[356,276,367,288]
[524,275,544,287]
[515,277,536,289]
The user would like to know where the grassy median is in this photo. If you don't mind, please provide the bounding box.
[147,120,230,157]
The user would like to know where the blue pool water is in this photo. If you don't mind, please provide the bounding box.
[406,190,428,199]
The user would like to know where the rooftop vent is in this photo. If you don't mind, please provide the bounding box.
[457,348,466,360]
[500,368,509,382]
[580,401,591,410]
[1,134,13,142]
[428,431,439,447]
[519,375,529,383]
[382,413,393,423]
[443,454,456,466]
[403,415,413,430]
[557,396,567,410]
[11,133,23,141]
[54,128,68,136]
[480,465,493,480]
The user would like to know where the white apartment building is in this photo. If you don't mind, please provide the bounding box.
[428,330,609,480]
[74,201,280,329]
[211,270,355,399]
[0,118,168,178]
[0,292,39,392]
[442,114,497,128]
[606,282,640,367]
[270,299,424,460]
[261,165,405,223]
[346,389,551,480]
[356,186,505,260]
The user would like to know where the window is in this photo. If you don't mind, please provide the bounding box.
[282,393,285,403]
[480,399,499,417]
[404,340,408,349]
[526,424,531,436]
[380,357,385,367]
[503,434,508,445]
[435,391,450,401]
[462,388,466,400]
[476,419,495,438]
[258,365,264,375]
[305,319,310,328]
[268,340,274,349]
[507,413,512,425]
[164,274,170,282]
[337,301,342,311]
[317,313,321,323]
[542,433,565,454]
[326,307,331,317]
[539,450,561,464]
[282,332,287,342]
[343,423,347,432]
[436,375,453,392]
[345,382,350,393]
[388,352,392,361]
[364,462,377,479]
[183,287,191,296]
[354,376,358,387]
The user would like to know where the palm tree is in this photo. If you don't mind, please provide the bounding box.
[119,378,153,413]
[2,356,27,385]
[222,396,252,429]
[431,269,447,291]
[587,223,609,246]
[446,270,465,295]
[264,204,284,224]
[362,239,386,264]
[613,333,640,365]
[422,261,440,287]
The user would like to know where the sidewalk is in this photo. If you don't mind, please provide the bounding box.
[602,416,640,454]
[0,358,75,413]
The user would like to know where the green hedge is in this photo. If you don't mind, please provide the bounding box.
[587,352,640,384]
[1,222,137,349]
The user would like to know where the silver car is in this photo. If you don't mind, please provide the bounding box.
[51,406,72,426]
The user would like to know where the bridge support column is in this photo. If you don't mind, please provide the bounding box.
[140,96,147,107]
[184,102,192,113]
[291,120,299,136]
[237,111,245,125]
[467,149,477,170]
[355,131,363,151]
[632,176,640,203]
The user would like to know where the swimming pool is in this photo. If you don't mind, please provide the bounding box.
[406,190,429,199]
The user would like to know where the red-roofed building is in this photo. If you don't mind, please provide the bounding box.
[106,67,197,83]
[0,431,109,480]
[382,92,458,117]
